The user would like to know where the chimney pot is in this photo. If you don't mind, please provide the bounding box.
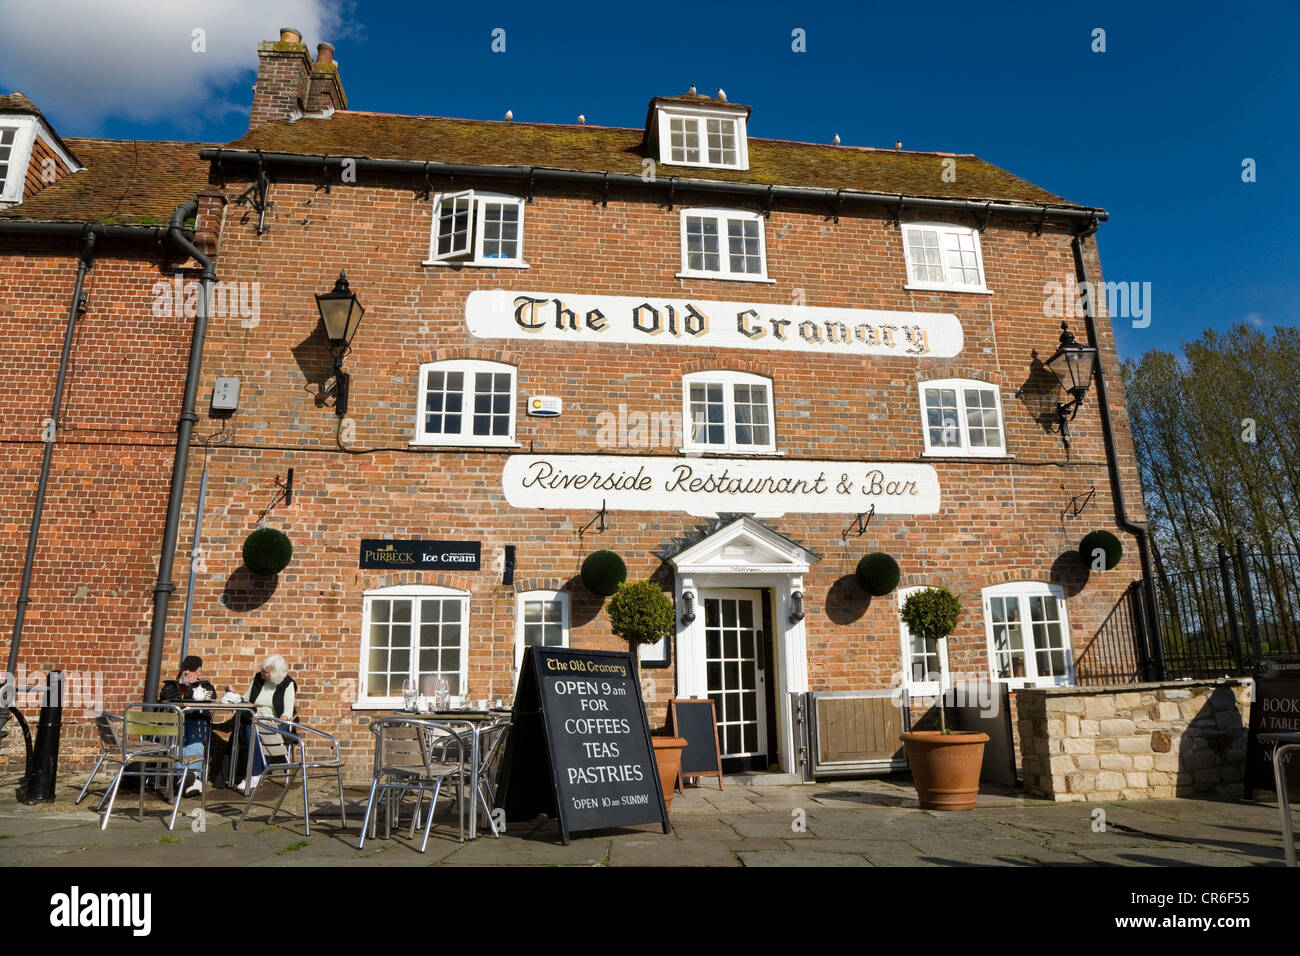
[316,42,335,64]
[280,27,303,43]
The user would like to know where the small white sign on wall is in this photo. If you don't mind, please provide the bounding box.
[501,455,940,517]
[467,290,963,358]
[527,395,562,417]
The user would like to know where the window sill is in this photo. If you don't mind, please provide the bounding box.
[422,260,530,269]
[659,159,750,173]
[678,447,785,457]
[409,438,522,449]
[922,449,1013,460]
[991,677,1074,690]
[676,271,776,285]
[904,283,993,296]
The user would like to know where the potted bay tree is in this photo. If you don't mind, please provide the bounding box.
[605,580,688,810]
[898,586,988,810]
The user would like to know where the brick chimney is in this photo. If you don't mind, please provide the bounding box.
[249,28,346,130]
[305,42,347,113]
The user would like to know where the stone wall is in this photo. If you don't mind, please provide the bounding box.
[1018,680,1250,802]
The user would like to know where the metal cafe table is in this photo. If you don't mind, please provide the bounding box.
[1260,731,1300,867]
[177,700,258,793]
[384,709,510,840]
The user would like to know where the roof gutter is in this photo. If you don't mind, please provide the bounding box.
[1070,224,1165,681]
[200,148,1108,224]
[142,199,216,702]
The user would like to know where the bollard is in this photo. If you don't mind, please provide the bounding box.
[21,671,64,804]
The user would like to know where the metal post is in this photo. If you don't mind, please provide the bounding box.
[1235,538,1265,665]
[21,671,64,803]
[1218,543,1247,675]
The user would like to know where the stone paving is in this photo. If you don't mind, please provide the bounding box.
[0,771,1293,866]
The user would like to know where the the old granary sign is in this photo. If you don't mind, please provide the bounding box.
[502,455,940,517]
[466,290,962,358]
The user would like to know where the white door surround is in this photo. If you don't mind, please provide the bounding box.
[668,516,818,774]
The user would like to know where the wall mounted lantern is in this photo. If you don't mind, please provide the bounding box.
[315,270,366,417]
[789,590,805,624]
[1044,321,1098,448]
[680,589,696,625]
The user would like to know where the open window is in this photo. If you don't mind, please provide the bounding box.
[426,191,526,267]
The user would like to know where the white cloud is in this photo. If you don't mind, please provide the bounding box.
[1245,312,1265,328]
[0,0,349,130]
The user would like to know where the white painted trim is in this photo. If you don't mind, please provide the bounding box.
[678,208,769,282]
[897,585,950,698]
[980,581,1074,688]
[422,260,530,269]
[917,378,1007,457]
[357,584,470,707]
[0,116,35,205]
[414,359,518,446]
[681,369,778,455]
[656,106,749,171]
[514,589,570,672]
[428,190,527,266]
[901,221,990,293]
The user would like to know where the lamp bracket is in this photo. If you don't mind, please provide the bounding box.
[256,468,295,524]
[578,499,608,538]
[841,504,876,540]
[1060,485,1096,522]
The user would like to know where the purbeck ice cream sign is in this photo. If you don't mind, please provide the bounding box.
[466,290,962,357]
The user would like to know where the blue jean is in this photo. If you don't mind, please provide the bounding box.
[180,717,209,781]
[239,720,267,778]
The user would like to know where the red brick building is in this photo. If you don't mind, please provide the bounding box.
[1,30,1150,781]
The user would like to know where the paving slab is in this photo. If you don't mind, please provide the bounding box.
[737,849,871,866]
[609,835,739,867]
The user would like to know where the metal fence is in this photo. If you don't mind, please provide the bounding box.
[1077,541,1300,684]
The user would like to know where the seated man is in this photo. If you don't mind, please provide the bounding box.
[159,655,216,795]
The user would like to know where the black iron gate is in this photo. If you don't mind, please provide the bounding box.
[1077,540,1300,684]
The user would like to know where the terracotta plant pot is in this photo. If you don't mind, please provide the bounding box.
[651,736,688,812]
[900,730,989,811]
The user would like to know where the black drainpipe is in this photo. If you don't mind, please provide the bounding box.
[142,199,216,702]
[1071,225,1165,681]
[3,228,95,702]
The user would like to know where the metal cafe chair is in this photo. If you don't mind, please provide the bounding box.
[75,711,123,809]
[358,718,466,853]
[99,703,190,831]
[234,718,347,837]
[459,718,511,838]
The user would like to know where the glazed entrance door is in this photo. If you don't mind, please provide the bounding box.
[703,589,767,767]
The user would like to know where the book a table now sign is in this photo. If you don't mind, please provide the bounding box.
[498,646,669,843]
[358,540,480,570]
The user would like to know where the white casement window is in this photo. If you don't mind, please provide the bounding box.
[918,379,1005,456]
[901,222,989,293]
[982,582,1073,688]
[898,586,951,698]
[514,590,570,671]
[681,370,777,454]
[657,107,748,170]
[425,191,526,267]
[0,126,19,201]
[358,585,469,706]
[678,208,770,282]
[413,360,517,446]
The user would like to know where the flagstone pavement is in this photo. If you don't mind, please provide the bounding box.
[0,772,1293,866]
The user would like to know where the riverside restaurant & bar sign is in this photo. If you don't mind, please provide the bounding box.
[501,455,941,516]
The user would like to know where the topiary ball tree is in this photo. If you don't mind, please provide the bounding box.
[606,580,675,675]
[1080,530,1122,572]
[856,552,900,596]
[242,527,292,576]
[899,587,963,733]
[581,550,627,597]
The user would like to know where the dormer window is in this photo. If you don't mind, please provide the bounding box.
[654,102,749,171]
[0,127,19,200]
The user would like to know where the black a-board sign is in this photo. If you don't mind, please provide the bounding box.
[498,646,670,844]
[669,699,724,791]
[1245,658,1300,798]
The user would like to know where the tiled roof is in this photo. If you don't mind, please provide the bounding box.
[225,111,1081,208]
[0,138,211,225]
[0,93,41,115]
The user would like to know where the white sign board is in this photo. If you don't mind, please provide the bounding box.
[501,455,940,517]
[467,290,962,358]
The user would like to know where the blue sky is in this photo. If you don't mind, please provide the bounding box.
[4,0,1296,361]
